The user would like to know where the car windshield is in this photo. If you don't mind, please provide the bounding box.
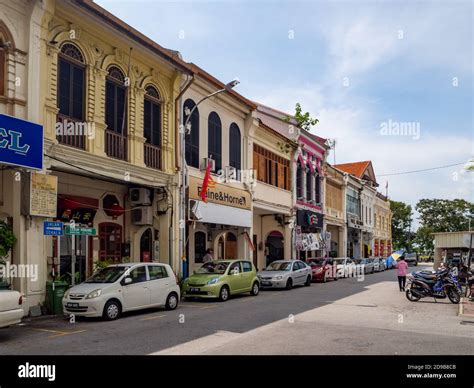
[266,262,292,271]
[196,261,230,274]
[309,259,325,266]
[85,266,129,283]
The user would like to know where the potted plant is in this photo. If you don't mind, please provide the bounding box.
[0,221,16,289]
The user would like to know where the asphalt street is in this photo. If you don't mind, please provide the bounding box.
[1,264,472,355]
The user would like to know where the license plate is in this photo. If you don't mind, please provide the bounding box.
[66,302,79,308]
[262,281,271,285]
[190,288,200,292]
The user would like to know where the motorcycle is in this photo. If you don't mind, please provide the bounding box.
[405,267,461,304]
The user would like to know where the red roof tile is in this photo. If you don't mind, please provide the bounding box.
[333,161,371,178]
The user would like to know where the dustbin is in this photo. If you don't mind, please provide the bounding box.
[45,281,69,315]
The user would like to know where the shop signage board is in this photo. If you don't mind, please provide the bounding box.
[43,221,64,236]
[300,233,321,251]
[30,173,58,218]
[65,226,97,236]
[0,114,43,170]
[189,176,251,210]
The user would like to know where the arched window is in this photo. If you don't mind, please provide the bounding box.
[105,66,127,160]
[144,86,161,147]
[58,43,85,120]
[208,112,222,172]
[57,43,86,148]
[0,39,5,96]
[229,123,241,171]
[0,23,15,97]
[106,66,126,133]
[306,167,312,200]
[296,160,303,198]
[144,86,162,169]
[183,99,199,168]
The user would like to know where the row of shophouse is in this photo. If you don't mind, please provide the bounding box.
[0,0,391,314]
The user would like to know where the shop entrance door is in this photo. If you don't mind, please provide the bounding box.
[265,231,284,267]
[225,232,237,260]
[140,228,153,262]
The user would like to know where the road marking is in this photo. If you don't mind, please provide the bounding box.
[33,328,86,339]
[199,305,217,310]
[140,314,167,321]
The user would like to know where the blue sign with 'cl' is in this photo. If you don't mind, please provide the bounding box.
[43,221,64,236]
[0,114,43,170]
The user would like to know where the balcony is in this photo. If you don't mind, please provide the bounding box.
[56,114,86,150]
[144,143,162,170]
[105,130,127,161]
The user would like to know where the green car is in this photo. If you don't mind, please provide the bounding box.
[182,260,260,301]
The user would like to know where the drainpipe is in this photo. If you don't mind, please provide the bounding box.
[174,74,195,277]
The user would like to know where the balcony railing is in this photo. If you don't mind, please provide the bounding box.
[56,114,86,150]
[105,130,127,161]
[144,143,162,170]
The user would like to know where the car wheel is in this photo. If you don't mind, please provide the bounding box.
[285,278,293,290]
[250,281,260,296]
[165,292,179,310]
[305,275,311,287]
[103,299,121,321]
[219,285,230,302]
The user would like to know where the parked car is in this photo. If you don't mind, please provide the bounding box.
[354,258,375,274]
[182,260,260,301]
[307,258,337,282]
[374,257,386,271]
[405,253,418,266]
[333,257,357,278]
[0,290,23,328]
[371,258,380,272]
[258,260,312,289]
[63,263,180,320]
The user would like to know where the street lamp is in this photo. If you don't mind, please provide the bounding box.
[179,78,240,278]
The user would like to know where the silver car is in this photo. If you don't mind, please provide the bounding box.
[258,260,312,290]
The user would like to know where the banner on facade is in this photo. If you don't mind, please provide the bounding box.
[28,173,58,218]
[189,176,251,210]
[0,114,43,170]
[299,233,321,251]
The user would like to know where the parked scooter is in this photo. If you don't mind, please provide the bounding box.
[405,267,461,304]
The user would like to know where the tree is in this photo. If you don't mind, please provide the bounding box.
[285,103,319,132]
[416,199,474,232]
[414,199,474,254]
[413,225,435,255]
[390,200,413,252]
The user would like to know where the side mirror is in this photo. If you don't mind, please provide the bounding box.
[122,277,132,285]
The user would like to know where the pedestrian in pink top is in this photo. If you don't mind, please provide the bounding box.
[396,256,408,291]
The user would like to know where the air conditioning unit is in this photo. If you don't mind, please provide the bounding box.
[130,188,151,206]
[132,206,153,225]
[200,158,216,172]
[224,166,237,181]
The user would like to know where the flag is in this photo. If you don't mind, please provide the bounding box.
[200,159,216,202]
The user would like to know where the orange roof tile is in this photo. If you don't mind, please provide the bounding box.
[333,161,371,178]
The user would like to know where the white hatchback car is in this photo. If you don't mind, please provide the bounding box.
[63,263,180,320]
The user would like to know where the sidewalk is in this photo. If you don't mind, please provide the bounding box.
[458,297,474,319]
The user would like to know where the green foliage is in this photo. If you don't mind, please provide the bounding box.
[0,221,16,260]
[286,103,319,132]
[390,200,413,252]
[414,199,474,254]
[416,199,474,232]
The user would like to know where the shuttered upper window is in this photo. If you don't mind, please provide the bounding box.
[253,144,290,190]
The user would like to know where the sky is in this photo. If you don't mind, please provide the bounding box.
[97,0,473,227]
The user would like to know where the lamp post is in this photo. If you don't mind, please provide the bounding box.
[463,159,474,268]
[179,79,240,278]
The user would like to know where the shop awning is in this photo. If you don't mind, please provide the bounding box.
[191,201,252,228]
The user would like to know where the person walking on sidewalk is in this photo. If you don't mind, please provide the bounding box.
[396,256,408,291]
